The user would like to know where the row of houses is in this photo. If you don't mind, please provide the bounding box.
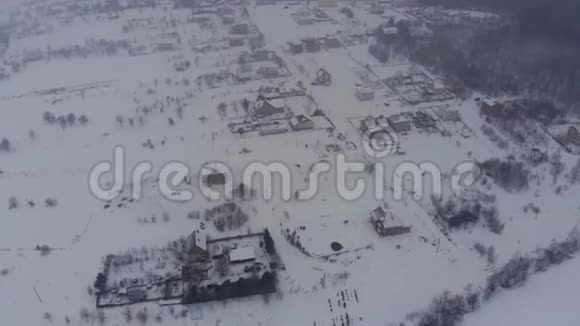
[370,206,411,237]
[228,98,316,136]
[360,114,412,134]
[287,36,342,54]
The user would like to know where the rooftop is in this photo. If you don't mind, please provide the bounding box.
[229,246,256,263]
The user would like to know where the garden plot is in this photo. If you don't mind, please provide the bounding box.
[280,210,374,258]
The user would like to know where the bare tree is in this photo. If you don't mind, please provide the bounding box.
[58,116,67,129]
[45,198,58,207]
[78,115,89,125]
[136,308,148,324]
[116,115,124,127]
[43,111,56,124]
[8,197,18,210]
[67,113,76,125]
[0,138,11,152]
[122,307,132,323]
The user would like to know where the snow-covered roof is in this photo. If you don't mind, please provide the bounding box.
[188,230,207,252]
[388,113,411,123]
[382,26,399,35]
[356,86,374,94]
[229,246,256,263]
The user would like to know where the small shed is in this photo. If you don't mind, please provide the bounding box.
[289,114,314,131]
[229,247,256,264]
[370,206,411,237]
[355,87,375,101]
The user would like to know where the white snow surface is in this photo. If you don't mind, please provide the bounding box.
[0,1,579,326]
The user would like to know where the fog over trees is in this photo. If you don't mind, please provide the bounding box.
[411,0,580,109]
[419,0,580,39]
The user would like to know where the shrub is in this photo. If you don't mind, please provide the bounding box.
[479,158,529,192]
[418,291,468,326]
[136,308,148,324]
[0,138,11,152]
[37,245,52,256]
[45,198,58,207]
[484,255,532,300]
[8,197,18,210]
[482,206,504,234]
[93,272,107,293]
[79,115,89,125]
[43,111,56,124]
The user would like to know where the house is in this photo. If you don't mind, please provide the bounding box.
[156,42,176,52]
[229,246,256,263]
[322,37,342,49]
[382,26,399,37]
[231,23,249,35]
[437,109,461,122]
[369,206,411,237]
[229,38,245,47]
[319,0,337,8]
[376,116,391,129]
[217,4,235,15]
[256,0,276,5]
[237,70,254,82]
[211,244,225,258]
[277,82,304,97]
[568,126,580,146]
[432,79,446,90]
[186,230,208,262]
[288,42,304,54]
[22,49,43,63]
[387,114,412,133]
[289,114,315,131]
[313,68,332,86]
[528,148,547,164]
[260,126,288,136]
[445,211,478,229]
[370,3,385,14]
[222,15,235,25]
[360,116,377,132]
[355,87,375,101]
[0,67,9,80]
[253,100,285,118]
[302,38,321,52]
[296,16,315,25]
[480,101,504,118]
[413,111,436,128]
[111,254,134,267]
[257,66,280,78]
[127,288,147,302]
[251,49,272,61]
[129,44,151,56]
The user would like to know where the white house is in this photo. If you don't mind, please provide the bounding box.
[229,246,256,263]
[289,114,314,131]
[186,230,208,262]
[355,87,375,101]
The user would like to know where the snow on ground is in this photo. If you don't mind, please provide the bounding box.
[0,1,579,326]
[464,253,580,326]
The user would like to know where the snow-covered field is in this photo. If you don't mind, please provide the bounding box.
[1,1,579,325]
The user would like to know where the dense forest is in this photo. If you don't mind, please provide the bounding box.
[419,0,580,40]
[408,0,580,111]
